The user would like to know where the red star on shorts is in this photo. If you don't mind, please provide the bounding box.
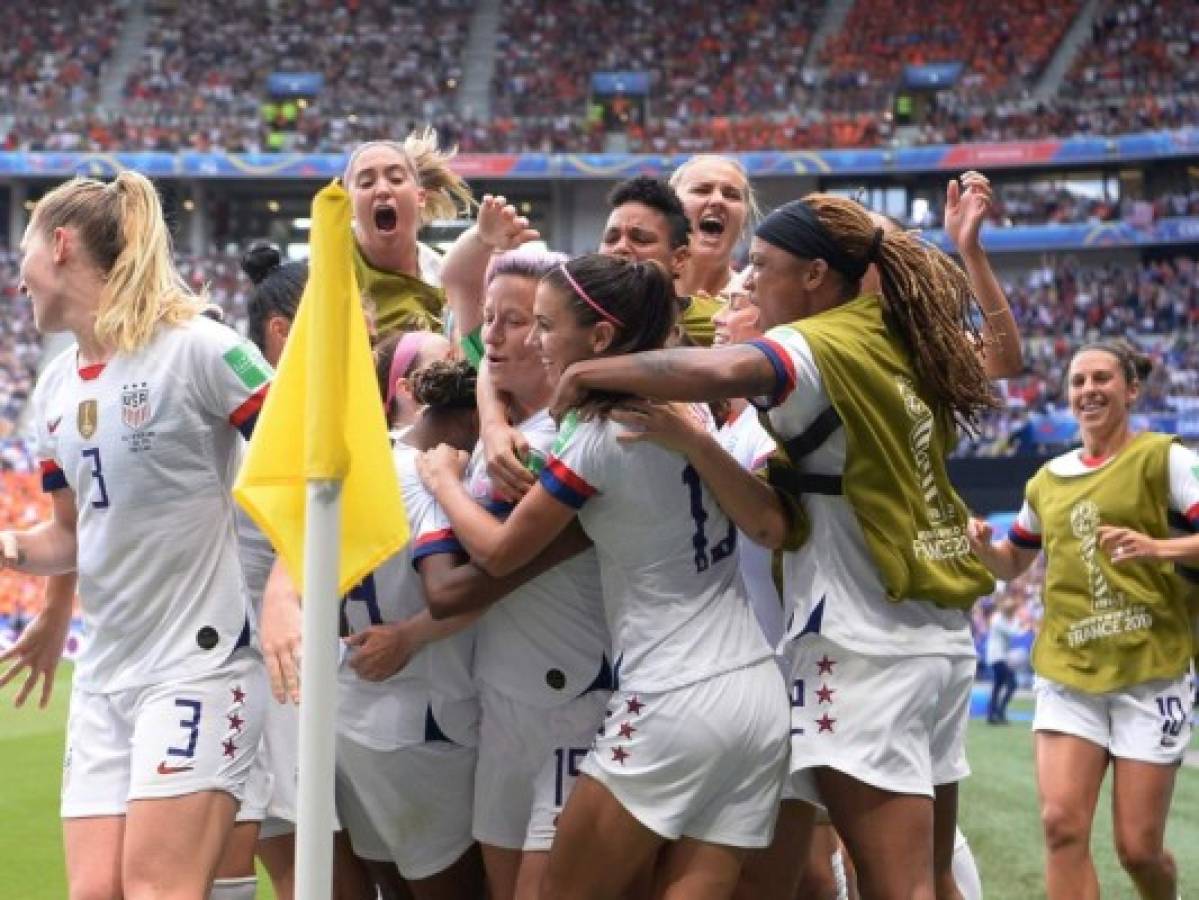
[816,684,835,704]
[618,722,636,739]
[227,713,244,731]
[815,655,836,676]
[611,746,630,765]
[816,713,836,733]
[626,696,645,715]
[223,738,237,758]
[231,686,246,704]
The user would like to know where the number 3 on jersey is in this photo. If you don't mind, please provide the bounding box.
[682,463,736,573]
[81,447,110,509]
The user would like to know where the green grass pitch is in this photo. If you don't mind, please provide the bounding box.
[1,674,1195,898]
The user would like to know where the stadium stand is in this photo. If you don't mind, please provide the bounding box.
[0,2,120,117]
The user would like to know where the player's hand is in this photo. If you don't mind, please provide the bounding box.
[344,622,421,682]
[944,170,992,253]
[549,364,588,421]
[418,444,471,492]
[1097,525,1160,565]
[966,516,994,554]
[0,603,71,709]
[481,422,535,502]
[476,194,540,253]
[611,401,708,454]
[261,567,303,704]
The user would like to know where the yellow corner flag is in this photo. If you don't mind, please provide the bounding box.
[234,180,409,595]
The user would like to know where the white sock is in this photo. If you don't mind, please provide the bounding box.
[952,835,983,900]
[209,876,257,900]
[830,848,849,900]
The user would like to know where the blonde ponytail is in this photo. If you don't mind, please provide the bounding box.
[32,172,203,353]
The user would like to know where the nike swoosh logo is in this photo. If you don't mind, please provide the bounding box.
[157,762,195,775]
[47,417,62,434]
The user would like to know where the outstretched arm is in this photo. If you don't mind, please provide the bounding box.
[610,402,791,549]
[966,517,1038,582]
[551,345,778,419]
[442,194,539,342]
[418,445,578,577]
[944,171,1023,379]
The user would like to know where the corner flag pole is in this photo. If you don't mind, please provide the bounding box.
[296,480,341,900]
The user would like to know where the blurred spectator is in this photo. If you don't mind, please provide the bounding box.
[0,2,119,117]
[1065,0,1199,102]
[818,0,1081,112]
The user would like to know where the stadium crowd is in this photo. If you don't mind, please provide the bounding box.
[1,0,1198,155]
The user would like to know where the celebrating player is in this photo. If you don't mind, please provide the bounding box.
[549,194,998,898]
[968,341,1196,900]
[419,254,789,900]
[0,171,270,898]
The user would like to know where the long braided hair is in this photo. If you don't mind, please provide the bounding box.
[803,193,997,432]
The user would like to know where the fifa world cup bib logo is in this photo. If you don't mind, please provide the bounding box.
[1070,500,1121,612]
[897,377,953,526]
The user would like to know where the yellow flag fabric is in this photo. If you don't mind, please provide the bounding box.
[234,180,409,595]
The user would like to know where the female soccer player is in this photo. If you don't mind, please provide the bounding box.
[968,341,1196,900]
[343,130,474,338]
[548,195,998,899]
[669,155,756,300]
[375,329,455,433]
[0,171,270,898]
[420,254,789,900]
[335,358,484,900]
[411,248,612,900]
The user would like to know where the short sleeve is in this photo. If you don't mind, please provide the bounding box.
[1167,443,1199,528]
[190,318,273,439]
[30,357,68,493]
[540,418,606,510]
[746,327,829,442]
[1008,500,1042,550]
[410,498,466,566]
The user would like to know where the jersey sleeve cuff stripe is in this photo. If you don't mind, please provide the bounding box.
[229,386,269,430]
[411,533,466,565]
[540,459,595,510]
[747,338,797,408]
[1008,523,1041,549]
[39,459,67,492]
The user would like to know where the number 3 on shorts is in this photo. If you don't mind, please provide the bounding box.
[167,698,203,758]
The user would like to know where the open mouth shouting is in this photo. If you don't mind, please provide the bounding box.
[698,213,726,238]
[373,204,399,234]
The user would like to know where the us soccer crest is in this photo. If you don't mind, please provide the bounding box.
[77,399,98,439]
[121,382,151,430]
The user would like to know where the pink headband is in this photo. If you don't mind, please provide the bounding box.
[386,331,432,408]
[559,264,624,328]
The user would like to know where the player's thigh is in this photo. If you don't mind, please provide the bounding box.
[64,815,125,900]
[732,799,816,900]
[123,790,239,894]
[654,836,746,900]
[543,774,666,900]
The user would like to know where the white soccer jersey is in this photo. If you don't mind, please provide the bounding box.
[1008,442,1199,549]
[715,406,785,650]
[541,414,771,693]
[749,328,976,658]
[32,316,270,692]
[413,410,611,707]
[337,443,477,751]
